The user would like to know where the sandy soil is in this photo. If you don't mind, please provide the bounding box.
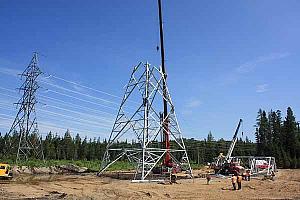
[0,169,299,200]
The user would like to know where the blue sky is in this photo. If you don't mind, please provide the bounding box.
[0,0,299,141]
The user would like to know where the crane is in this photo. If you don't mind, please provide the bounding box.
[212,119,243,174]
[225,119,243,162]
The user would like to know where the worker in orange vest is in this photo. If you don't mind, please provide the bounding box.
[245,170,251,181]
[231,175,237,190]
[206,173,211,185]
[237,174,243,190]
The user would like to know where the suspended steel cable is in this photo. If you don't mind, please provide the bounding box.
[0,86,17,93]
[0,99,113,125]
[40,80,121,106]
[0,67,20,77]
[38,121,106,136]
[0,66,131,103]
[39,95,115,116]
[42,104,113,123]
[49,75,122,99]
[0,104,112,131]
[0,86,117,118]
[38,114,111,131]
[45,89,119,111]
[0,114,106,137]
[40,100,115,122]
[0,93,18,101]
[41,81,139,111]
[48,74,140,105]
[0,91,114,129]
[38,109,112,128]
[0,67,138,108]
[0,113,14,119]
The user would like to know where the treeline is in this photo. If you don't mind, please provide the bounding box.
[0,129,256,165]
[0,107,299,169]
[184,133,256,164]
[255,107,300,168]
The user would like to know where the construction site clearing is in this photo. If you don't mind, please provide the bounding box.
[0,168,299,200]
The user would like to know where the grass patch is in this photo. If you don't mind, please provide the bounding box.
[106,161,135,171]
[1,158,198,172]
[190,163,205,170]
[0,158,134,171]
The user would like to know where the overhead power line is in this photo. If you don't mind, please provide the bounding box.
[39,95,115,116]
[0,100,110,125]
[0,114,107,137]
[0,86,17,93]
[0,93,18,101]
[41,80,121,106]
[38,108,112,128]
[45,74,140,105]
[0,86,117,118]
[0,67,127,102]
[45,89,119,111]
[0,103,112,132]
[42,104,113,123]
[1,68,139,109]
[38,115,110,131]
[50,75,124,100]
[38,121,106,137]
[0,113,14,119]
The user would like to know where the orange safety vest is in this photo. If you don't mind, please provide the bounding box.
[237,175,242,183]
[231,176,237,183]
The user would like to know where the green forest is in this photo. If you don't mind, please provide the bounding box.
[255,107,300,168]
[0,107,299,169]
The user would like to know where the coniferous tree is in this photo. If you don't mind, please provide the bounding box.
[204,131,215,163]
[74,133,81,160]
[283,107,297,160]
[79,137,88,160]
[1,106,299,169]
[255,109,269,156]
[63,130,73,160]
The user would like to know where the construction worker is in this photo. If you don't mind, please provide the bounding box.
[231,175,237,190]
[245,170,251,181]
[206,173,211,185]
[270,171,275,181]
[170,174,177,184]
[237,174,242,190]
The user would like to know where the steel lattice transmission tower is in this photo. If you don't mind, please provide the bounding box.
[99,62,193,181]
[8,52,44,163]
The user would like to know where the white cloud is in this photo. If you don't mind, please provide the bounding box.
[220,52,290,86]
[256,84,269,93]
[236,52,290,74]
[186,99,202,108]
[181,99,202,116]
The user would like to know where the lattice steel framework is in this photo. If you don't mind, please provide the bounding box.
[8,53,44,163]
[99,62,192,181]
[231,156,277,176]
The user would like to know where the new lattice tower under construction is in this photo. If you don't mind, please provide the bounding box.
[99,0,192,181]
[99,61,193,181]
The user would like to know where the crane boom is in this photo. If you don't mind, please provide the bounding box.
[225,119,243,161]
[157,0,171,167]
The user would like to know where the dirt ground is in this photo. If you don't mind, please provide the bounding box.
[0,169,299,200]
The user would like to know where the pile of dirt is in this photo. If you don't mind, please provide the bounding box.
[12,164,90,176]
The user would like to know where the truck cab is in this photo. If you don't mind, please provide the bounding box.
[0,163,13,179]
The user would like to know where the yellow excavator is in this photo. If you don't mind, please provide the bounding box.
[0,163,13,179]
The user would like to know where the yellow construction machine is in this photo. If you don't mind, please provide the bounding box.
[0,163,13,179]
